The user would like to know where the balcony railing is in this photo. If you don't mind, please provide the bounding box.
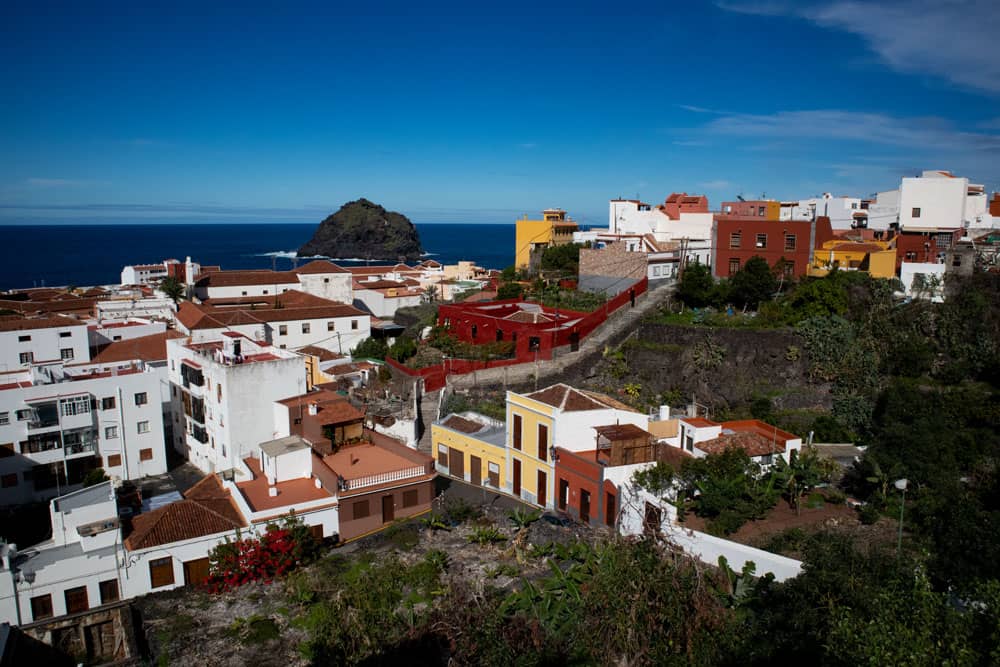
[65,441,97,456]
[340,465,426,491]
[27,417,60,430]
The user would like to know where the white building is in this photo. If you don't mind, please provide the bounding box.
[95,293,177,322]
[191,260,353,304]
[352,277,425,318]
[88,319,167,351]
[899,262,947,302]
[166,334,307,474]
[608,196,714,244]
[0,316,90,369]
[175,292,371,356]
[0,358,169,506]
[869,170,995,232]
[780,193,868,230]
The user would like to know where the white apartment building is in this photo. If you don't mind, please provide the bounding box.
[869,170,995,231]
[0,316,90,370]
[0,359,169,505]
[191,260,353,304]
[175,294,371,355]
[609,196,714,243]
[166,334,307,474]
[88,319,167,350]
[95,293,176,322]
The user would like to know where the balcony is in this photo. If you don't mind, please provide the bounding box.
[340,464,430,492]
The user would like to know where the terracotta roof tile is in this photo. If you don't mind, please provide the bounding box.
[441,414,487,434]
[195,270,300,288]
[0,315,85,332]
[124,475,245,550]
[695,431,788,458]
[295,260,349,274]
[91,331,185,363]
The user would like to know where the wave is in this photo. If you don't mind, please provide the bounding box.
[254,250,300,259]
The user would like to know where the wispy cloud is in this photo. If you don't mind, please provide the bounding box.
[717,1,1000,95]
[701,109,1000,152]
[678,104,723,114]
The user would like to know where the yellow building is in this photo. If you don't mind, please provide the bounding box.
[431,414,507,489]
[506,390,559,507]
[807,238,897,279]
[514,209,579,270]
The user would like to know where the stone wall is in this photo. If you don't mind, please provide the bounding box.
[579,242,647,295]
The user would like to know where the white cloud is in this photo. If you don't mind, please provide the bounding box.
[717,1,1000,95]
[701,109,1000,152]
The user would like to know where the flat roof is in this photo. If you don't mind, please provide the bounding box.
[237,457,334,512]
[260,434,311,458]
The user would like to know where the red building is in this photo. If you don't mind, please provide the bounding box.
[659,192,709,219]
[713,215,834,279]
[553,447,619,526]
[438,300,594,360]
[893,227,963,271]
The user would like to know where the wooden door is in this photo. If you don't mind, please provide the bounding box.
[580,490,591,523]
[64,586,89,614]
[537,470,547,507]
[382,494,395,523]
[449,447,464,479]
[512,459,521,497]
[470,455,482,486]
[183,557,211,586]
[605,492,616,526]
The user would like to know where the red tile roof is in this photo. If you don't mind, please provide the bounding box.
[695,431,788,458]
[124,475,245,550]
[90,331,185,363]
[441,414,487,434]
[0,315,85,332]
[176,298,367,330]
[295,260,349,274]
[681,417,719,428]
[525,383,638,413]
[195,270,300,288]
[236,457,335,512]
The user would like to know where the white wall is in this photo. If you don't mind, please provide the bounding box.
[353,289,423,319]
[96,297,176,322]
[654,212,714,242]
[89,320,167,348]
[1,322,90,369]
[196,282,298,300]
[552,408,650,454]
[900,175,967,229]
[663,524,803,582]
[297,273,353,304]
[899,262,947,301]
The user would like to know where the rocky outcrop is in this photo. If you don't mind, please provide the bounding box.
[297,199,423,261]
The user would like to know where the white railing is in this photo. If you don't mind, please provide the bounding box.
[342,465,425,491]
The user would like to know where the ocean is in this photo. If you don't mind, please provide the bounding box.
[1,223,516,290]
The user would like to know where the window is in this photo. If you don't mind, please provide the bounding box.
[262,290,268,295]
[558,478,569,510]
[0,443,13,458]
[1,473,17,488]
[783,262,795,278]
[728,258,741,274]
[528,336,541,352]
[134,392,148,406]
[755,233,767,248]
[437,444,448,467]
[217,385,222,402]
[323,278,330,283]
[0,412,7,426]
[107,454,122,467]
[279,344,287,349]
[64,586,89,614]
[105,425,118,439]
[758,205,766,217]
[279,325,287,336]
[241,291,248,296]
[351,320,358,330]
[470,324,477,339]
[912,207,921,218]
[99,579,120,604]
[59,331,72,338]
[487,462,500,487]
[60,395,91,416]
[101,396,116,410]
[784,234,796,251]
[352,499,370,520]
[15,409,31,421]
[30,594,53,621]
[729,232,741,248]
[513,414,522,450]
[402,489,419,508]
[60,348,74,360]
[139,448,153,461]
[19,352,32,365]
[302,323,311,334]
[760,454,774,465]
[537,424,548,461]
[18,335,31,342]
[137,421,150,434]
[149,557,175,588]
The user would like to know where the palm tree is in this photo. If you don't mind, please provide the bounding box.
[159,276,186,305]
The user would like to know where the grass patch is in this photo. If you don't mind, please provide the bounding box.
[226,615,281,645]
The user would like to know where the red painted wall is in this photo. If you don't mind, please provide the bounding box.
[713,217,833,278]
[554,448,606,525]
[894,228,962,271]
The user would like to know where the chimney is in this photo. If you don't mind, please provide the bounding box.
[308,402,318,416]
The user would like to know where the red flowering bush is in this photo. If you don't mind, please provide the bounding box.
[204,514,320,593]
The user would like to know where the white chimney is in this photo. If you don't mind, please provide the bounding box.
[314,478,322,489]
[268,487,278,497]
[308,403,318,416]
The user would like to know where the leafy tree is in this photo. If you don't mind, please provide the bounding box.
[496,282,524,300]
[352,336,388,360]
[728,256,777,309]
[676,262,716,308]
[159,276,186,305]
[678,449,779,535]
[539,242,582,276]
[82,467,109,487]
[387,337,418,363]
[769,448,834,514]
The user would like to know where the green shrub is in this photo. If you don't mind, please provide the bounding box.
[858,503,881,525]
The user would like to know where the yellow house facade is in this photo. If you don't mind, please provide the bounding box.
[430,415,507,489]
[807,239,897,279]
[506,391,558,508]
[514,209,579,270]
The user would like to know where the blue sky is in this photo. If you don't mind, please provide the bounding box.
[1,0,998,225]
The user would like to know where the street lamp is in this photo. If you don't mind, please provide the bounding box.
[894,478,908,558]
